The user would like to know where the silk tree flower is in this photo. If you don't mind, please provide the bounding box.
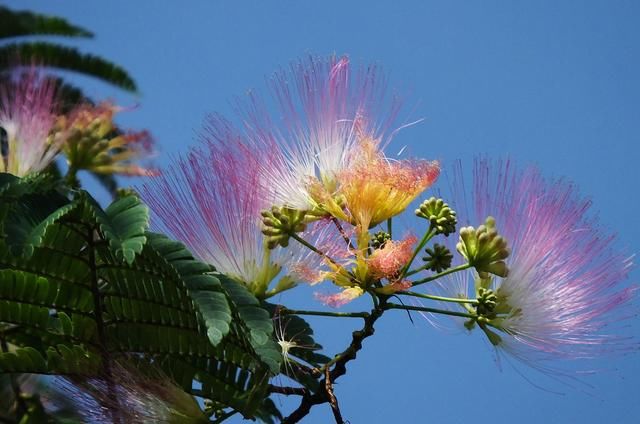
[139,117,337,297]
[50,102,157,177]
[314,233,418,307]
[317,139,440,229]
[0,68,60,176]
[425,159,635,368]
[315,286,365,308]
[236,55,429,215]
[368,234,417,281]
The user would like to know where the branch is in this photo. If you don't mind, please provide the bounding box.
[281,297,387,423]
[325,367,344,424]
[278,307,369,319]
[268,385,308,396]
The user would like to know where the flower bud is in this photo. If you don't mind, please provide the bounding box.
[422,243,453,273]
[415,197,457,236]
[456,216,510,277]
[261,206,307,249]
[371,230,392,249]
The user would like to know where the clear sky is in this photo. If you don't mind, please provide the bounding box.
[6,1,640,423]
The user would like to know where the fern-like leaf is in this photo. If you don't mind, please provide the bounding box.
[0,7,93,39]
[0,42,137,92]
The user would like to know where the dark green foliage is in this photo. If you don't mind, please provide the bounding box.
[0,175,281,420]
[0,6,136,92]
[0,42,136,92]
[0,6,93,39]
[0,6,141,200]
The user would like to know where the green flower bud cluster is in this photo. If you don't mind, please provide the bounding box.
[422,243,453,273]
[476,287,498,317]
[261,206,307,249]
[415,197,457,236]
[371,231,391,249]
[456,216,510,278]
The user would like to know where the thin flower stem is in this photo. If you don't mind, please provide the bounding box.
[387,218,392,238]
[331,217,354,249]
[397,290,479,305]
[279,308,370,319]
[399,227,435,278]
[290,233,339,266]
[64,166,80,189]
[404,264,429,277]
[410,263,472,287]
[265,283,294,298]
[384,303,477,319]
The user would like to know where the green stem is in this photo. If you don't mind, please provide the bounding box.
[404,264,429,277]
[397,290,478,305]
[410,263,472,287]
[399,227,435,278]
[386,218,392,238]
[64,166,80,189]
[384,303,477,319]
[87,225,122,424]
[279,308,369,319]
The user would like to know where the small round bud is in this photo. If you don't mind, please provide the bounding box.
[415,197,457,236]
[476,287,498,317]
[371,231,392,249]
[422,243,453,273]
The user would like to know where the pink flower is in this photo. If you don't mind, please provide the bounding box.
[315,287,364,308]
[368,234,418,280]
[236,55,406,211]
[139,116,338,296]
[426,159,635,367]
[0,68,59,176]
[53,102,157,177]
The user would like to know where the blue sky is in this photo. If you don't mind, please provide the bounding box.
[7,1,640,423]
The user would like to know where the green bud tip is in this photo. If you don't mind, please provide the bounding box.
[371,231,392,249]
[456,216,510,278]
[261,206,308,250]
[415,197,457,236]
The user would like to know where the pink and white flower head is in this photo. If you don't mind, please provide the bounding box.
[0,68,60,176]
[368,234,417,280]
[238,55,406,211]
[139,116,338,296]
[426,159,635,368]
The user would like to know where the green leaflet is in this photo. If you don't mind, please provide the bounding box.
[219,274,283,374]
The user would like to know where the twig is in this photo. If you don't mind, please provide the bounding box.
[278,307,369,319]
[331,217,354,249]
[281,297,387,423]
[325,367,344,424]
[268,385,308,396]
